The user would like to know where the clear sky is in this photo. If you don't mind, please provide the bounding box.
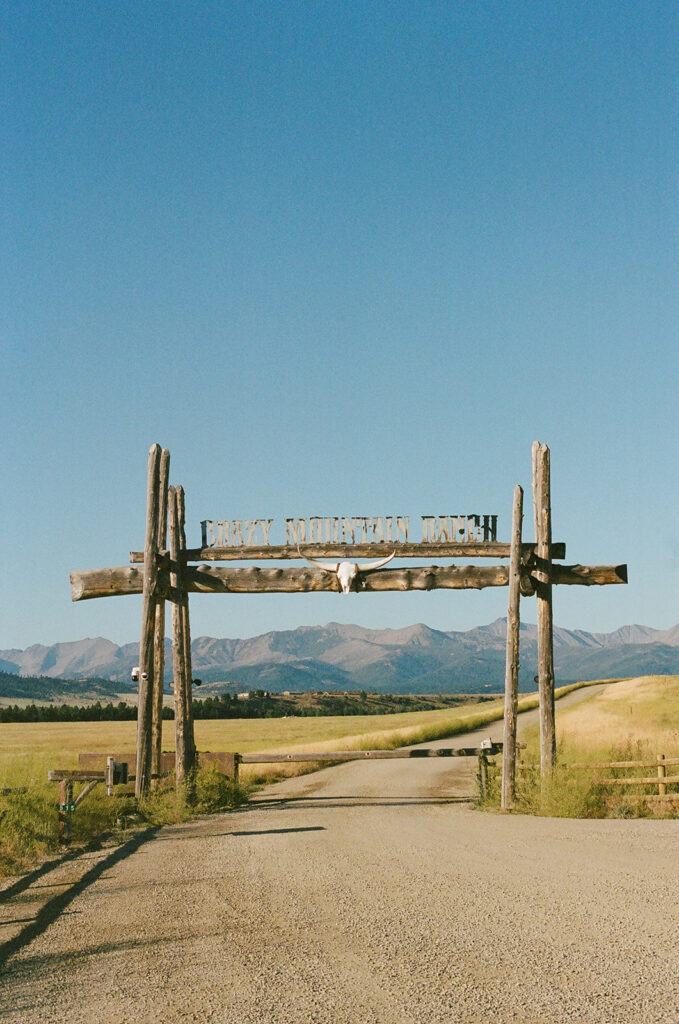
[2,1,677,650]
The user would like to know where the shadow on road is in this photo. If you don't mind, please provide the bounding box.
[230,826,327,836]
[0,845,106,905]
[2,928,225,980]
[0,826,159,971]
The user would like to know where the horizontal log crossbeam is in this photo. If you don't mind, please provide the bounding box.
[239,745,502,763]
[70,561,628,601]
[49,769,107,781]
[184,564,509,594]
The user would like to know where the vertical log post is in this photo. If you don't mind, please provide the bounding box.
[478,752,488,802]
[657,754,667,796]
[151,448,170,785]
[177,486,196,781]
[58,779,73,846]
[135,443,162,799]
[169,486,192,792]
[501,484,523,810]
[532,441,556,776]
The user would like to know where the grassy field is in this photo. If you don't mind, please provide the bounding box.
[558,674,679,757]
[0,703,488,793]
[511,675,679,818]
[0,687,574,787]
[0,689,555,875]
[521,675,679,762]
[0,679,643,875]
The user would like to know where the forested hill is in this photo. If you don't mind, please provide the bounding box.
[0,670,133,703]
[0,689,496,723]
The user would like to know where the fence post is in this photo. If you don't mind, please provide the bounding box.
[58,778,73,846]
[657,754,667,796]
[478,752,488,801]
[169,486,194,793]
[177,486,196,786]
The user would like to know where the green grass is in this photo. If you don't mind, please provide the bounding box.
[0,761,249,877]
[0,720,253,877]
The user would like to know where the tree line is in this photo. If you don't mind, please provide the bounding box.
[0,689,481,723]
[0,692,366,722]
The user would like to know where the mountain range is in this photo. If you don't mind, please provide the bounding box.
[2,619,679,697]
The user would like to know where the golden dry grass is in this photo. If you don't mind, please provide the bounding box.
[552,675,679,760]
[516,675,679,769]
[0,682,608,870]
[511,676,679,819]
[0,685,590,789]
[2,702,512,872]
[0,701,505,787]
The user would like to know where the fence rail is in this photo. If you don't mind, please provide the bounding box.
[518,753,679,801]
[238,745,499,764]
[236,744,502,799]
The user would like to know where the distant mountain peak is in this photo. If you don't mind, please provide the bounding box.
[2,619,677,697]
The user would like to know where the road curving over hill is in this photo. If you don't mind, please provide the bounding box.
[2,683,679,1024]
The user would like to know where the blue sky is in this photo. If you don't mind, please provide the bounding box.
[1,1,677,649]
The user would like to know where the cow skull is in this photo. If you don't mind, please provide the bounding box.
[299,548,396,594]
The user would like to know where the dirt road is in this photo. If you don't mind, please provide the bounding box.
[2,686,679,1024]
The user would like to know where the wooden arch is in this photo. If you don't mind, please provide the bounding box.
[70,442,627,804]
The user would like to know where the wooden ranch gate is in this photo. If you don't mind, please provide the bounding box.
[69,441,627,809]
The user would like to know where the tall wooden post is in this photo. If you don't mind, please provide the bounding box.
[151,448,170,785]
[532,441,556,775]
[169,486,194,791]
[177,486,196,773]
[135,444,162,799]
[501,484,523,810]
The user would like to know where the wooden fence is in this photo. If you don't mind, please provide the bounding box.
[48,757,129,845]
[518,754,679,803]
[48,743,499,845]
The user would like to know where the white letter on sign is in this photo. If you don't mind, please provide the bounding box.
[421,517,435,542]
[285,519,306,544]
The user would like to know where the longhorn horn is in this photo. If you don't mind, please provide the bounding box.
[357,551,396,572]
[297,546,339,573]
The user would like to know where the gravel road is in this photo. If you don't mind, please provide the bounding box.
[2,687,679,1024]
